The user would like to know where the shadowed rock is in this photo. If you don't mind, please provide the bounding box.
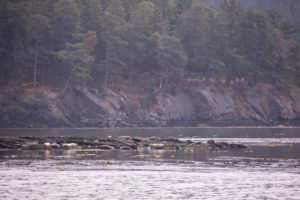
[0,136,247,151]
[99,145,115,150]
[120,146,132,151]
[151,143,165,150]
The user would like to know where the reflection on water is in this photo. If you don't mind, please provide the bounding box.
[1,128,300,199]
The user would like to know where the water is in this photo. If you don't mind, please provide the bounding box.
[0,127,300,199]
[1,127,300,138]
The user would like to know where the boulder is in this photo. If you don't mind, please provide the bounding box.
[120,146,132,151]
[132,137,143,142]
[22,142,39,149]
[207,140,215,145]
[99,145,115,150]
[62,143,78,149]
[51,143,60,148]
[44,142,51,148]
[229,144,247,149]
[150,143,165,150]
[150,136,161,141]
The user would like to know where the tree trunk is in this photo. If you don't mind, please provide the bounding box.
[128,28,133,91]
[0,66,4,85]
[153,76,163,94]
[33,39,39,88]
[40,65,46,86]
[129,62,132,89]
[104,44,109,91]
[59,77,72,98]
[58,64,78,98]
[129,46,132,91]
[165,64,169,88]
[113,70,117,89]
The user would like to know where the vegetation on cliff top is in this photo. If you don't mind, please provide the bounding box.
[1,0,300,94]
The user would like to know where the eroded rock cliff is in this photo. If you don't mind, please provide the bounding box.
[1,84,300,127]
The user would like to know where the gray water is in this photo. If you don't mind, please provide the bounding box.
[1,127,300,199]
[1,127,300,138]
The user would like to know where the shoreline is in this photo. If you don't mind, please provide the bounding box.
[1,126,300,130]
[0,136,247,151]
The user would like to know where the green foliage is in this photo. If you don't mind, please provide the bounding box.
[1,0,300,92]
[52,0,81,52]
[178,0,217,76]
[54,31,97,83]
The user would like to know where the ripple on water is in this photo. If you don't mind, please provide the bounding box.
[0,159,300,200]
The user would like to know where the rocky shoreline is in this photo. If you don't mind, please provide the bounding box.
[1,84,300,128]
[0,136,247,151]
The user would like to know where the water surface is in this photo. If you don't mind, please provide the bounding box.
[0,127,300,199]
[1,127,300,138]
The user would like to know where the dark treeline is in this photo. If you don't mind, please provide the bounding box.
[1,0,300,93]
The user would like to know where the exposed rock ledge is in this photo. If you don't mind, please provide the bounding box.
[0,136,247,151]
[0,83,300,127]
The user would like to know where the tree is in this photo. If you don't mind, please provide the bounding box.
[126,1,156,83]
[0,0,29,84]
[55,32,97,97]
[76,0,102,33]
[152,32,187,91]
[0,0,52,86]
[51,0,81,85]
[26,0,52,88]
[130,1,156,36]
[100,0,128,90]
[0,0,299,92]
[52,0,81,47]
[178,0,218,77]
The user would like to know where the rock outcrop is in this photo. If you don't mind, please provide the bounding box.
[0,84,300,128]
[0,136,247,151]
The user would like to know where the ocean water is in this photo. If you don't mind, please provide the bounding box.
[0,127,300,200]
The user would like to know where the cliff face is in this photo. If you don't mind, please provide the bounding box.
[143,84,300,127]
[1,84,300,128]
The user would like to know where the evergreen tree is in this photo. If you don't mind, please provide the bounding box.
[0,0,300,91]
[101,0,128,90]
[178,0,218,77]
[76,0,102,33]
[51,0,81,85]
[55,31,97,97]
